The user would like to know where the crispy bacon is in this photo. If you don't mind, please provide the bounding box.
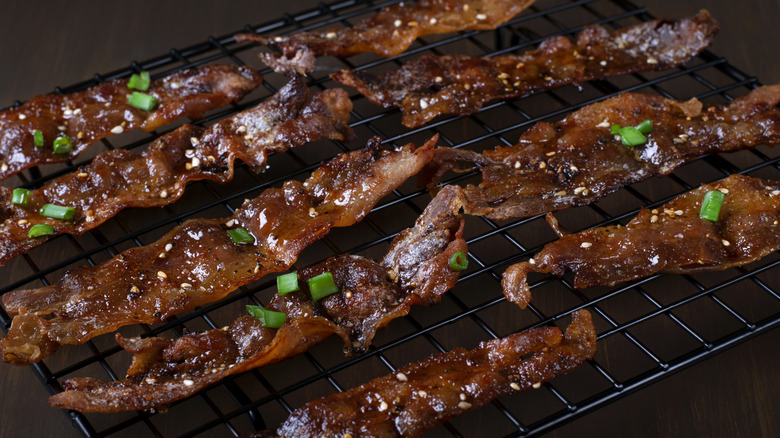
[235,0,534,75]
[0,76,352,266]
[0,65,262,181]
[47,185,465,412]
[1,136,436,366]
[421,85,780,220]
[503,175,780,308]
[241,310,595,437]
[332,11,718,128]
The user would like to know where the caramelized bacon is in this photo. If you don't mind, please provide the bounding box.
[1,136,436,366]
[422,85,780,220]
[244,310,595,437]
[235,0,534,75]
[0,76,352,266]
[47,185,465,412]
[503,175,780,308]
[333,11,718,128]
[0,65,262,181]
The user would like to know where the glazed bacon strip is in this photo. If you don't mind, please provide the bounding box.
[0,76,352,266]
[0,65,262,181]
[235,0,534,75]
[503,175,780,308]
[333,11,718,128]
[248,310,595,437]
[422,85,780,220]
[1,135,436,366]
[47,185,465,412]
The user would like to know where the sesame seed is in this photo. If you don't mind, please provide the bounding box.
[458,401,472,409]
[225,219,235,227]
[476,13,486,20]
[183,379,194,386]
[464,83,471,90]
[191,157,201,168]
[546,151,556,156]
[145,378,156,384]
[157,271,168,279]
[181,283,193,289]
[58,125,66,131]
[650,214,659,223]
[207,155,215,162]
[722,239,731,246]
[570,165,578,172]
[420,99,429,109]
[378,401,388,411]
[131,285,140,293]
[408,21,418,27]
[417,390,427,397]
[78,172,88,177]
[18,114,27,120]
[574,187,586,194]
[165,243,173,252]
[647,57,659,64]
[459,393,467,400]
[185,162,193,170]
[596,120,610,128]
[309,207,318,217]
[185,149,195,158]
[651,209,659,214]
[463,4,469,11]
[160,190,168,198]
[110,125,124,134]
[514,161,521,169]
[64,109,73,116]
[581,242,592,248]
[326,32,337,39]
[529,258,536,265]
[434,76,443,83]
[583,189,590,195]
[674,210,683,216]
[236,125,247,134]
[510,382,521,390]
[274,36,284,42]
[532,382,542,389]
[554,190,567,197]
[600,60,607,66]
[73,108,82,115]
[396,373,408,382]
[539,161,547,169]
[0,164,7,172]
[77,131,85,139]
[394,19,402,27]
[772,190,780,196]
[429,17,437,24]
[158,252,166,259]
[17,219,28,225]
[719,188,729,194]
[345,291,352,298]
[352,341,362,348]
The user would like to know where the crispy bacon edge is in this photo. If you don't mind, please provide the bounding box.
[332,10,718,128]
[47,185,466,412]
[0,76,353,266]
[234,0,535,75]
[1,135,436,366]
[502,175,780,308]
[0,65,262,181]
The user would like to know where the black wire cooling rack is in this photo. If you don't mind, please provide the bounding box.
[2,0,779,437]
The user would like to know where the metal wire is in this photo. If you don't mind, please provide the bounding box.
[1,0,779,437]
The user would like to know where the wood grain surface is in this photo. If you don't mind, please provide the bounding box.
[0,1,778,437]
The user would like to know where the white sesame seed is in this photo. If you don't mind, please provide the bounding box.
[539,161,547,169]
[719,188,729,194]
[236,125,247,134]
[647,57,659,64]
[650,214,659,223]
[309,207,318,217]
[434,76,443,83]
[429,17,437,24]
[183,379,194,386]
[58,125,66,131]
[546,151,556,156]
[532,382,542,389]
[458,401,472,409]
[529,258,536,265]
[157,271,168,279]
[181,283,193,289]
[131,285,140,293]
[394,19,402,27]
[464,83,471,90]
[378,401,388,411]
[0,164,7,172]
[345,291,352,298]
[226,219,235,227]
[165,243,173,252]
[574,187,586,194]
[73,108,82,115]
[18,114,27,120]
[408,21,418,27]
[158,252,166,259]
[396,373,408,382]
[160,190,168,198]
[510,382,521,390]
[185,149,195,158]
[581,242,592,248]
[600,60,607,66]
[419,99,429,109]
[274,36,284,42]
[570,165,578,172]
[326,32,337,39]
[191,157,201,168]
[145,378,156,384]
[722,239,731,246]
[17,219,28,225]
[514,161,521,169]
[463,4,469,11]
[476,13,486,20]
[110,125,124,134]
[772,190,780,196]
[190,137,199,146]
[77,172,88,177]
[674,210,683,216]
[64,109,73,116]
[418,390,427,397]
[459,393,467,401]
[185,162,193,170]
[554,190,567,197]
[596,120,610,128]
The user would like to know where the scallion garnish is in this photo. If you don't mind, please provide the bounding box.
[28,223,55,238]
[33,130,44,147]
[52,136,72,154]
[699,190,725,222]
[277,272,299,295]
[636,119,653,135]
[12,188,31,206]
[308,272,339,301]
[127,71,151,91]
[246,305,287,328]
[128,91,158,111]
[39,203,76,220]
[617,126,647,147]
[610,124,622,135]
[449,251,469,271]
[227,227,254,244]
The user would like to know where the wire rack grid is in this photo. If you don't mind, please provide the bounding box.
[1,0,779,437]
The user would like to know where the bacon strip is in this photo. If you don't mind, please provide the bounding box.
[503,175,780,308]
[47,185,465,412]
[421,85,780,220]
[1,136,436,366]
[0,65,262,181]
[235,0,534,75]
[0,76,352,266]
[241,310,595,437]
[332,11,718,128]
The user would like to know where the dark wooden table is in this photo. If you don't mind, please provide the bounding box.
[1,1,778,437]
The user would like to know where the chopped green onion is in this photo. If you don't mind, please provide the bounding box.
[636,119,653,135]
[308,272,339,301]
[12,188,31,206]
[699,190,725,222]
[127,71,151,91]
[128,91,158,111]
[39,203,75,220]
[618,126,647,147]
[449,251,469,271]
[52,136,72,154]
[609,124,622,135]
[227,227,254,244]
[33,130,44,147]
[28,223,55,238]
[246,305,287,328]
[277,272,299,295]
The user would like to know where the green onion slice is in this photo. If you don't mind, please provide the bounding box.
[636,119,653,135]
[308,272,339,301]
[699,190,725,222]
[39,203,76,220]
[127,71,151,91]
[128,91,158,111]
[33,130,44,147]
[28,223,55,238]
[618,126,647,147]
[609,124,622,135]
[12,188,31,206]
[227,227,254,244]
[52,136,72,154]
[449,251,469,271]
[246,305,287,328]
[277,272,300,295]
